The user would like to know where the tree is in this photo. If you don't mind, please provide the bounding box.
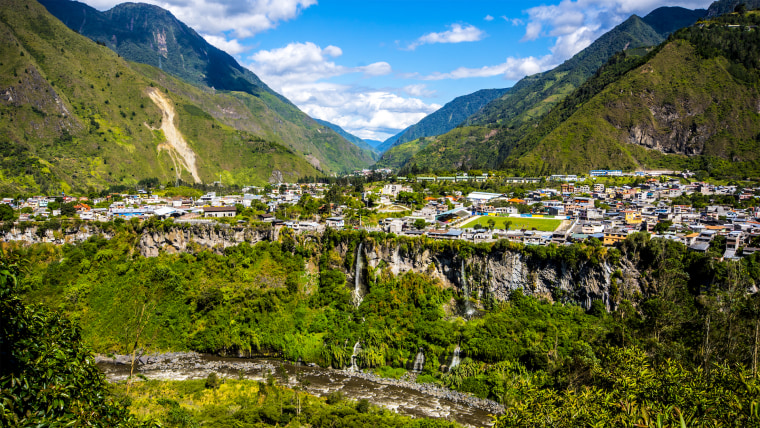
[0,254,150,427]
[0,204,13,221]
[413,218,427,230]
[487,218,496,230]
[60,202,77,217]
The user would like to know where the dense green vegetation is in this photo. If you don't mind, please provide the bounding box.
[507,11,760,177]
[314,119,379,159]
[0,0,326,193]
[389,9,760,180]
[12,224,760,425]
[0,250,150,426]
[117,377,459,427]
[40,0,375,174]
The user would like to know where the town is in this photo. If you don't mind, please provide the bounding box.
[3,169,759,261]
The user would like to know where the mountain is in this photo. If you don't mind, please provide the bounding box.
[707,0,760,16]
[468,9,704,128]
[381,7,707,173]
[39,0,374,174]
[377,88,510,153]
[0,0,322,193]
[313,119,379,160]
[363,139,383,149]
[500,10,760,177]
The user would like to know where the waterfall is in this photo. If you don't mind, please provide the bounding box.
[411,348,425,373]
[449,346,461,370]
[353,243,364,307]
[460,259,474,317]
[349,341,362,372]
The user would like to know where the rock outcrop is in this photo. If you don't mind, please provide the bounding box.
[348,240,642,310]
[137,224,277,257]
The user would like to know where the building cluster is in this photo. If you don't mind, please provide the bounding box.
[7,183,330,225]
[371,179,760,260]
[6,176,760,260]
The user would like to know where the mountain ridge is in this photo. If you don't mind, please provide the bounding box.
[0,0,322,193]
[378,87,509,153]
[39,0,374,174]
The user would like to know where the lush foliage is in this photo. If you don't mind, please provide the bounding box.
[116,377,459,428]
[0,251,151,426]
[14,226,760,426]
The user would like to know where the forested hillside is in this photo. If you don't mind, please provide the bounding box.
[0,0,326,193]
[10,221,760,426]
[500,11,760,176]
[378,88,509,153]
[394,9,760,178]
[38,0,374,175]
[381,8,704,173]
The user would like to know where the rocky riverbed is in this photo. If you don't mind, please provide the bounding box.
[96,352,503,427]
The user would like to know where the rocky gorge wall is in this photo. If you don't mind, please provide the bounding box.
[2,223,641,309]
[0,222,278,257]
[342,240,643,311]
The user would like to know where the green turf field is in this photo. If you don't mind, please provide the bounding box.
[461,216,562,231]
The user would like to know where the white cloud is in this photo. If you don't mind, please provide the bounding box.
[201,34,249,54]
[82,0,317,38]
[523,0,713,42]
[404,84,436,97]
[484,15,494,21]
[407,23,485,50]
[421,55,555,81]
[298,88,441,140]
[248,42,391,89]
[417,0,713,83]
[504,17,525,26]
[248,42,438,140]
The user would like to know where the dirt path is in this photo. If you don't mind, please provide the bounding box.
[147,88,201,183]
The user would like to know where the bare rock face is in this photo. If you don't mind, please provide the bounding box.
[138,224,276,257]
[354,241,643,310]
[268,169,284,184]
[1,224,115,244]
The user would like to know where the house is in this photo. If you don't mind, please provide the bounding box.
[203,206,236,218]
[604,230,629,246]
[325,216,345,228]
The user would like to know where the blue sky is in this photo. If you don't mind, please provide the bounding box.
[82,0,713,141]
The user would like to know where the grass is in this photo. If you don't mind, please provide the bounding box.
[461,216,561,231]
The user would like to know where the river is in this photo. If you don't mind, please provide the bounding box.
[96,353,501,427]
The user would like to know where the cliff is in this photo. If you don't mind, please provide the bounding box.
[344,239,643,312]
[3,222,641,310]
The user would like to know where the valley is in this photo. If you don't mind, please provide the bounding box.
[3,0,760,426]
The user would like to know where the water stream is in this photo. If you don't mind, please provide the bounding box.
[449,346,462,371]
[460,259,475,318]
[96,353,500,427]
[353,243,364,307]
[349,341,362,372]
[410,349,425,373]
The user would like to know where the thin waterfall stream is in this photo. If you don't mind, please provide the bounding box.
[353,243,364,307]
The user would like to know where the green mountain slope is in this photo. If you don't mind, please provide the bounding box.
[469,15,667,127]
[378,88,509,153]
[505,11,760,177]
[707,0,760,16]
[384,8,704,173]
[0,0,321,193]
[39,0,373,174]
[314,119,379,160]
[391,7,708,174]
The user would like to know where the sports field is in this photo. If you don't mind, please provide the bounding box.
[461,216,561,231]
